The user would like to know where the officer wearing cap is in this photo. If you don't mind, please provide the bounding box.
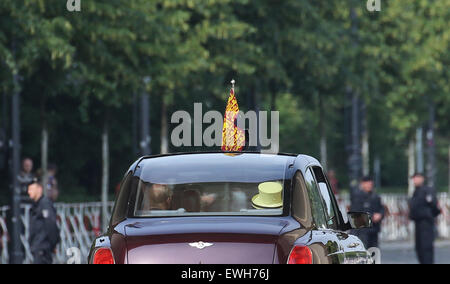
[27,179,60,264]
[409,173,441,264]
[350,176,384,249]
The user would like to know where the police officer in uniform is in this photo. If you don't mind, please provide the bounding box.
[409,173,441,264]
[27,180,60,264]
[350,176,384,248]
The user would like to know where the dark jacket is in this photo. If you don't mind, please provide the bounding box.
[29,196,60,253]
[409,186,441,222]
[350,190,385,233]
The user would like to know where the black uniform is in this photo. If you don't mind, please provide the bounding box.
[350,190,385,248]
[409,185,441,264]
[29,196,60,264]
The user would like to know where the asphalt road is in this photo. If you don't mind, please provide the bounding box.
[379,240,450,264]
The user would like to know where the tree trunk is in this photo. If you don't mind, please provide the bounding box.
[10,68,23,263]
[426,102,436,189]
[374,156,381,189]
[101,120,109,232]
[160,99,168,154]
[361,102,370,177]
[416,127,424,173]
[40,96,48,196]
[348,90,361,197]
[140,92,151,155]
[253,83,261,151]
[269,79,277,112]
[320,135,327,171]
[407,138,415,197]
[41,122,48,196]
[132,92,138,157]
[362,131,369,177]
[318,94,327,170]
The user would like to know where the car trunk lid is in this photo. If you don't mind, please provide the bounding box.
[124,217,290,264]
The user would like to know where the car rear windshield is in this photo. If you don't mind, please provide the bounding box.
[131,154,288,217]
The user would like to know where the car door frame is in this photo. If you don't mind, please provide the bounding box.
[307,164,371,264]
[287,161,345,264]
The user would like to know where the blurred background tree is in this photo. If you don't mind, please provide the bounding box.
[0,0,448,203]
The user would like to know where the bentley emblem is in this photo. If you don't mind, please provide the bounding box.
[189,241,213,249]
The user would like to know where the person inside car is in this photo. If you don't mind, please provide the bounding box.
[171,186,202,212]
[146,183,173,210]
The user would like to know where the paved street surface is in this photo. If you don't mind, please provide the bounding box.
[380,240,450,264]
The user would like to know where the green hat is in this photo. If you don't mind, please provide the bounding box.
[251,182,283,209]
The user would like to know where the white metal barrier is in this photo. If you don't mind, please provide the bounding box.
[338,193,450,241]
[0,206,10,264]
[0,194,449,263]
[0,202,114,264]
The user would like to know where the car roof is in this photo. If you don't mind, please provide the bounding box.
[112,152,324,225]
[127,151,321,178]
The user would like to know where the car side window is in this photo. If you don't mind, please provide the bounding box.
[304,168,328,229]
[291,171,313,228]
[110,172,133,226]
[312,167,339,230]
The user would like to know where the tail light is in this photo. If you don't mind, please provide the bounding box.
[288,245,312,264]
[93,248,115,264]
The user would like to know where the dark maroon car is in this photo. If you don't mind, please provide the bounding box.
[88,152,373,264]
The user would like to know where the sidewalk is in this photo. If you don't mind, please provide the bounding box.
[379,240,450,264]
[380,239,450,250]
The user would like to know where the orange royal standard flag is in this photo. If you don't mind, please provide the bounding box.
[221,86,245,152]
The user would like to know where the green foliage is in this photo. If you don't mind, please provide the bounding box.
[0,0,449,199]
[373,0,450,140]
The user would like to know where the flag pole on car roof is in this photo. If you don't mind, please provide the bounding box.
[221,79,245,152]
